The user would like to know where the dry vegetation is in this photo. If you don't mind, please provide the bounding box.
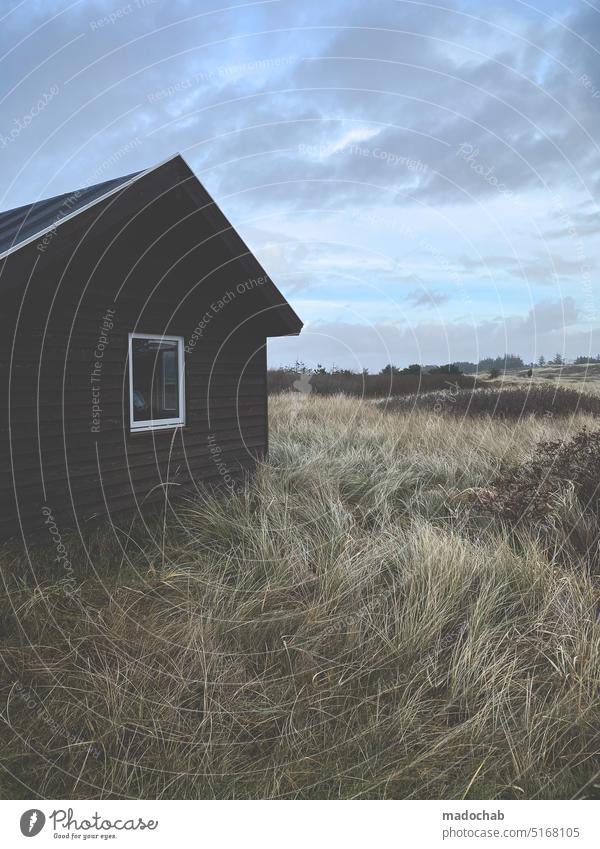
[504,362,600,391]
[268,367,476,396]
[1,393,599,799]
[382,384,600,418]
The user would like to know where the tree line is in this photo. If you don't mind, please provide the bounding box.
[277,353,600,378]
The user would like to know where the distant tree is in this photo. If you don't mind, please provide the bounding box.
[313,363,327,375]
[401,363,422,375]
[574,355,600,364]
[330,363,354,375]
[430,363,462,375]
[452,361,478,374]
[379,364,402,375]
[478,354,524,373]
[538,355,546,367]
[489,367,500,379]
[550,352,565,365]
[502,353,525,370]
[527,368,533,378]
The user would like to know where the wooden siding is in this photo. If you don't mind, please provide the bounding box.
[0,165,279,541]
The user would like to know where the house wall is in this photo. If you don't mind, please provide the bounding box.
[0,177,275,541]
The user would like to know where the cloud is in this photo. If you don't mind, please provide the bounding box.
[2,0,599,216]
[457,251,594,285]
[269,297,586,369]
[3,0,600,369]
[406,289,451,307]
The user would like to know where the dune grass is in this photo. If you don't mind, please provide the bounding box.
[0,393,599,799]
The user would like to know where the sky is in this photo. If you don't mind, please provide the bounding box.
[1,0,600,370]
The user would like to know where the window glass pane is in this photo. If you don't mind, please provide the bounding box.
[131,338,180,423]
[162,350,178,411]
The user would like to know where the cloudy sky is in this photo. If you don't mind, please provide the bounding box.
[2,0,600,369]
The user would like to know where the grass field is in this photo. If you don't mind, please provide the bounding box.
[1,392,599,799]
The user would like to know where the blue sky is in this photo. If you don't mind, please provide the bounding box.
[2,0,600,369]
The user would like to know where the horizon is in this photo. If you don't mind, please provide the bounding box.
[270,352,600,374]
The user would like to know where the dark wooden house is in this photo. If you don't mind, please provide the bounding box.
[0,153,302,541]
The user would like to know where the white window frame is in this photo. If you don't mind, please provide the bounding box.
[128,332,186,432]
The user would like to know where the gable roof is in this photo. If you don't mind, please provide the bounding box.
[0,164,167,261]
[0,153,303,336]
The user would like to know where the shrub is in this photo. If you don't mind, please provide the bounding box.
[429,363,462,375]
[268,369,476,397]
[461,427,600,571]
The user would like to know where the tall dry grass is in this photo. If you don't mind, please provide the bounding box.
[0,393,599,799]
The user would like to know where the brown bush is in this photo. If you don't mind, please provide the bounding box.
[461,427,600,571]
[268,369,476,397]
[383,385,600,419]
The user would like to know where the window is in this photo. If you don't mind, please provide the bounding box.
[128,333,185,431]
